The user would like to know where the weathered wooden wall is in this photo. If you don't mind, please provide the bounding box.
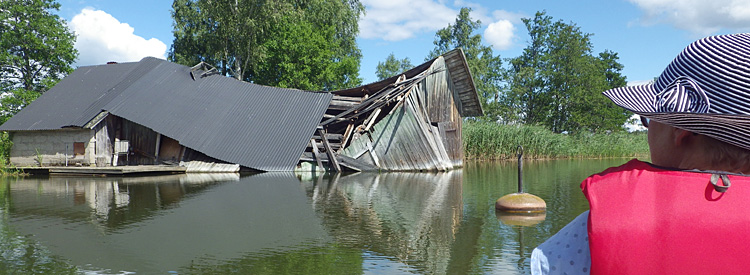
[93,116,115,166]
[340,57,462,171]
[421,57,463,166]
[121,119,159,165]
[157,136,182,164]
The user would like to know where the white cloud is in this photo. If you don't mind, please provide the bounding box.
[483,10,523,51]
[628,0,750,35]
[359,0,523,50]
[359,0,457,41]
[69,8,167,66]
[484,19,515,50]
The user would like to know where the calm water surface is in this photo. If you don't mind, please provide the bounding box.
[0,158,637,274]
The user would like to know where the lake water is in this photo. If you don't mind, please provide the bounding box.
[0,158,637,274]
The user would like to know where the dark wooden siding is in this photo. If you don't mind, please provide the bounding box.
[121,119,159,165]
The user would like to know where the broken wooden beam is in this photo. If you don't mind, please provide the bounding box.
[318,129,341,172]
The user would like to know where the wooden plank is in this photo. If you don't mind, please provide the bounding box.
[319,129,341,172]
[312,133,343,141]
[310,139,325,172]
[328,100,360,111]
[338,155,379,172]
[338,123,354,153]
[366,141,380,167]
[332,95,364,102]
[364,108,381,132]
[322,114,348,122]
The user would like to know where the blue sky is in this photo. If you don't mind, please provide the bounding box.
[55,0,750,85]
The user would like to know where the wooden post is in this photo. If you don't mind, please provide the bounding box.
[366,141,380,167]
[338,123,355,153]
[154,133,162,162]
[318,129,341,172]
[364,108,381,132]
[310,138,325,172]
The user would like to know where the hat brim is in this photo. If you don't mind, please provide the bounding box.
[603,84,658,113]
[604,84,750,152]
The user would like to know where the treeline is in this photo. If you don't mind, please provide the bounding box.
[170,0,365,91]
[463,121,649,160]
[1,1,642,163]
[377,8,632,134]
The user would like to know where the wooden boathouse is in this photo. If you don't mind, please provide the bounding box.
[303,48,483,172]
[0,49,481,173]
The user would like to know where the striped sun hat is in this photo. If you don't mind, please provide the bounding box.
[603,33,750,151]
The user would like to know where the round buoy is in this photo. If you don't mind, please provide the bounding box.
[495,192,546,213]
[494,146,547,215]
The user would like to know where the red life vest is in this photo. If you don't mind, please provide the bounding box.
[582,159,750,275]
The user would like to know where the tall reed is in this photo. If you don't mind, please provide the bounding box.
[463,121,649,160]
[0,158,24,177]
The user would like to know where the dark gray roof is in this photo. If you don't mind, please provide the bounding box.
[0,57,332,171]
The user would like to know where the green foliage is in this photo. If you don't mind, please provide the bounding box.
[0,158,25,176]
[169,0,364,90]
[178,243,363,274]
[34,148,43,167]
[428,7,504,121]
[501,11,630,133]
[0,132,20,175]
[463,121,649,160]
[0,0,77,120]
[0,132,11,161]
[0,180,75,272]
[375,53,413,80]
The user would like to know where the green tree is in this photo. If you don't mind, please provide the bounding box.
[0,0,77,123]
[375,53,413,80]
[428,7,504,121]
[170,0,363,91]
[503,11,629,133]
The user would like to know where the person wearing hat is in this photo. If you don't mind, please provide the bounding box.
[530,33,750,274]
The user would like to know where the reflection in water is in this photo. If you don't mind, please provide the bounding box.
[0,173,334,274]
[302,171,463,274]
[496,211,547,227]
[0,158,636,274]
[8,173,240,231]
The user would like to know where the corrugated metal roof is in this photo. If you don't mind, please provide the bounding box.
[1,57,332,171]
[0,61,141,131]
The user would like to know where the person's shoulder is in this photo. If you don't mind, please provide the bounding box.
[593,159,649,177]
[531,211,591,275]
[580,159,649,190]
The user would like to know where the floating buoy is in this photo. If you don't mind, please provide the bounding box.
[495,192,546,213]
[496,146,547,214]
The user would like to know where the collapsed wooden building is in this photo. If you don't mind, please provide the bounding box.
[303,49,482,172]
[0,49,481,172]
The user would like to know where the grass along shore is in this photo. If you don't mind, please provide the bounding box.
[463,121,649,160]
[1,123,646,172]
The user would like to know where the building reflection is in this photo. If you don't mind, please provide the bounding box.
[5,174,240,231]
[0,171,467,274]
[300,171,464,274]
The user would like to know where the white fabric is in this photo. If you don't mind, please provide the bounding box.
[531,211,591,275]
